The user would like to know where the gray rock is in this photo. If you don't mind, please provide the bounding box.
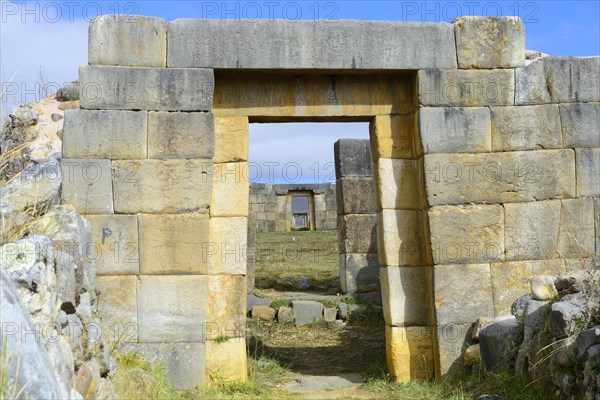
[324,307,337,322]
[283,373,363,392]
[64,314,85,369]
[511,294,532,320]
[531,275,558,300]
[479,315,523,370]
[334,139,374,178]
[167,19,457,70]
[515,300,549,373]
[0,158,61,212]
[277,306,295,323]
[338,303,348,320]
[51,113,63,122]
[292,300,324,326]
[247,293,272,313]
[79,65,214,111]
[11,106,39,125]
[0,202,28,244]
[549,294,587,337]
[56,81,80,102]
[576,326,600,359]
[297,278,311,289]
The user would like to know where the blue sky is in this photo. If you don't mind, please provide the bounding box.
[1,1,598,182]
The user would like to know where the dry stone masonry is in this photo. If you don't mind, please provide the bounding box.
[60,14,600,388]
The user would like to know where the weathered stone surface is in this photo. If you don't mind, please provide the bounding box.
[560,103,600,148]
[213,75,415,117]
[380,266,431,326]
[418,69,514,107]
[419,107,491,154]
[336,178,376,215]
[490,105,562,151]
[454,16,525,69]
[436,323,471,377]
[549,294,587,337]
[89,15,167,67]
[1,158,60,211]
[515,56,600,104]
[213,116,249,162]
[472,317,493,341]
[515,300,549,373]
[338,303,348,320]
[0,203,28,243]
[596,198,600,256]
[79,65,214,111]
[429,204,504,264]
[96,276,138,343]
[576,148,600,197]
[375,158,423,210]
[206,339,247,382]
[490,260,565,315]
[576,326,600,359]
[292,300,324,326]
[277,306,295,323]
[369,114,416,160]
[504,200,561,261]
[112,159,212,214]
[424,150,575,206]
[479,315,523,370]
[61,159,113,214]
[531,275,558,300]
[323,308,337,322]
[386,326,434,381]
[377,210,423,267]
[338,214,377,254]
[464,344,481,366]
[211,162,250,217]
[557,198,596,258]
[168,19,457,69]
[208,275,246,340]
[434,263,494,325]
[208,217,247,275]
[119,342,205,389]
[63,109,147,159]
[138,214,209,274]
[334,139,374,178]
[137,275,208,342]
[87,215,139,275]
[252,305,275,321]
[148,111,215,159]
[339,253,379,293]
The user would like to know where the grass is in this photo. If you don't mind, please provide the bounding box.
[254,230,339,292]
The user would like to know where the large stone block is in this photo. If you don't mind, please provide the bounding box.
[386,326,434,382]
[424,149,576,205]
[576,148,600,197]
[490,260,565,315]
[213,116,249,162]
[87,215,139,275]
[96,276,138,342]
[61,159,113,214]
[112,159,212,214]
[205,339,247,382]
[434,263,494,325]
[138,214,209,274]
[375,158,423,210]
[334,139,373,178]
[369,115,416,160]
[418,107,491,154]
[515,56,600,104]
[89,15,167,67]
[119,343,205,389]
[380,266,431,327]
[428,204,504,264]
[168,19,457,69]
[63,109,147,159]
[436,324,472,377]
[339,253,379,293]
[377,210,423,267]
[137,275,208,342]
[504,200,561,261]
[79,65,214,111]
[207,275,246,340]
[454,16,525,69]
[560,103,600,148]
[336,178,376,215]
[211,163,250,217]
[418,69,514,107]
[490,105,562,151]
[213,75,415,117]
[208,217,247,275]
[596,198,600,255]
[338,214,377,254]
[148,112,215,159]
[557,198,596,258]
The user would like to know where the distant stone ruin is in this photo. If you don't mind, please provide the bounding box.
[60,14,599,388]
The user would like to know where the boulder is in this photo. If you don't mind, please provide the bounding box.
[575,326,600,360]
[277,306,295,323]
[252,305,275,321]
[511,294,532,321]
[246,293,272,313]
[0,203,28,244]
[292,300,324,326]
[338,303,348,320]
[479,315,523,370]
[56,81,80,102]
[0,158,61,212]
[464,344,481,366]
[515,300,549,373]
[549,293,587,337]
[531,275,558,300]
[324,307,337,322]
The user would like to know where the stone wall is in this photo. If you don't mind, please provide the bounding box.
[249,183,337,232]
[334,139,379,294]
[62,14,599,388]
